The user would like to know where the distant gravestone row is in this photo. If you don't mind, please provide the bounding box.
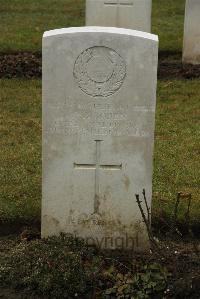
[86,0,200,65]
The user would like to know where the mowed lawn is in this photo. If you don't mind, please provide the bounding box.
[0,79,199,225]
[0,0,199,229]
[0,0,185,52]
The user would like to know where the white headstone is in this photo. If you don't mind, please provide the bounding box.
[42,27,158,251]
[183,0,200,64]
[86,0,152,32]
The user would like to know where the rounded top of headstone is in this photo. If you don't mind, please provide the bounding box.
[43,26,158,42]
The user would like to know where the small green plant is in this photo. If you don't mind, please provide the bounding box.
[103,263,169,299]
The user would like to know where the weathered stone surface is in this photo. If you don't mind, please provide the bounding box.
[42,27,158,250]
[86,0,152,32]
[183,0,200,64]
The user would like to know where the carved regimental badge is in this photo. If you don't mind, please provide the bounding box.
[73,46,126,97]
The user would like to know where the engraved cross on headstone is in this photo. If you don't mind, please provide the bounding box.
[104,0,134,7]
[74,140,122,214]
[104,0,134,27]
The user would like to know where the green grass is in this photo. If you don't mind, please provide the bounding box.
[152,0,185,53]
[0,0,199,229]
[0,0,85,52]
[0,0,185,53]
[0,79,199,225]
[153,80,200,224]
[0,79,41,222]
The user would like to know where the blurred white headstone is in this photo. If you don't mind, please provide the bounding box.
[183,0,200,64]
[86,0,152,32]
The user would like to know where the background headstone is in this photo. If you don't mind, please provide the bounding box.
[42,27,158,250]
[183,0,200,64]
[86,0,152,32]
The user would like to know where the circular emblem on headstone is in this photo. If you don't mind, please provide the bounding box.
[73,46,126,97]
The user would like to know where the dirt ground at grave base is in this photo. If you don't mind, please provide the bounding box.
[1,51,200,80]
[0,287,43,299]
[0,231,199,299]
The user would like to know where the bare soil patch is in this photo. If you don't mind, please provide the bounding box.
[0,52,41,79]
[158,51,200,80]
[1,51,200,79]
